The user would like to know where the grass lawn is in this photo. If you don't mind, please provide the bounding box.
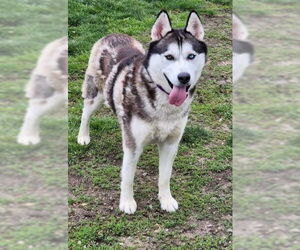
[68,0,232,249]
[0,0,67,249]
[233,0,300,248]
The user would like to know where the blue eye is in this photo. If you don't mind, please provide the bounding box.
[187,54,196,60]
[165,55,175,60]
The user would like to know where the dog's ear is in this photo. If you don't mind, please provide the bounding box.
[233,14,248,40]
[185,11,204,41]
[151,11,172,41]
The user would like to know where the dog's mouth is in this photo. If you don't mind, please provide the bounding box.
[163,74,190,107]
[163,74,191,91]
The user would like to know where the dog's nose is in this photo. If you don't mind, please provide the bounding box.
[178,72,190,84]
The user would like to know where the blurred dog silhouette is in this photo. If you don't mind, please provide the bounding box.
[17,37,68,145]
[233,14,254,83]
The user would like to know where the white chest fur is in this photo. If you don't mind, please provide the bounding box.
[130,111,188,145]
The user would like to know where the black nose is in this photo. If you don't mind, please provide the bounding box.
[178,72,190,84]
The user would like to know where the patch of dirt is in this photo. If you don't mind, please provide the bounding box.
[183,217,221,238]
[69,174,119,227]
[205,13,231,47]
[0,173,67,240]
[234,216,300,243]
[234,220,264,237]
[134,167,160,209]
[234,169,300,245]
[120,236,153,250]
[238,168,300,194]
[204,169,232,195]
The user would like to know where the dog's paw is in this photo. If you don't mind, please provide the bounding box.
[119,199,137,214]
[160,196,178,212]
[77,135,90,145]
[17,134,41,145]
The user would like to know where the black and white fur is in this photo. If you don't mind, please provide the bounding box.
[77,11,207,214]
[233,14,254,82]
[17,37,68,145]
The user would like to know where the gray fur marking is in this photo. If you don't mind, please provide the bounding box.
[122,115,136,151]
[57,50,68,75]
[86,75,98,99]
[32,75,55,99]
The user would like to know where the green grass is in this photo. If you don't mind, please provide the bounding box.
[68,0,232,249]
[233,0,300,248]
[0,0,67,249]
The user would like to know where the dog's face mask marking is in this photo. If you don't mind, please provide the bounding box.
[233,14,254,82]
[146,11,207,106]
[160,42,206,87]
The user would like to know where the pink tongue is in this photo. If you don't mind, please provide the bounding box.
[169,86,187,106]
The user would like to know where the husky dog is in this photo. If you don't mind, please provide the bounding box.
[233,14,254,82]
[17,37,68,145]
[77,11,207,214]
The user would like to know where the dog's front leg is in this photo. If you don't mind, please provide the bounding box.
[119,147,143,214]
[158,140,181,212]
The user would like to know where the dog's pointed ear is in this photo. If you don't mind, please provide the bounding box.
[233,14,248,40]
[151,11,172,41]
[185,11,204,41]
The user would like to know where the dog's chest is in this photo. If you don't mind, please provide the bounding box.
[128,95,190,144]
[131,111,187,144]
[151,119,182,142]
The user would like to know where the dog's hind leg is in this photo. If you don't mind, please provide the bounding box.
[77,93,103,145]
[77,70,105,145]
[78,39,114,145]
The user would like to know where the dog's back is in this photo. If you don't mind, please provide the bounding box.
[82,34,145,99]
[26,37,68,99]
[99,34,145,78]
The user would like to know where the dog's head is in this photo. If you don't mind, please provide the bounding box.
[144,11,207,106]
[233,14,254,82]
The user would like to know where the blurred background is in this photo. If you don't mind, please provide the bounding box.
[0,0,67,249]
[233,0,300,248]
[2,0,299,248]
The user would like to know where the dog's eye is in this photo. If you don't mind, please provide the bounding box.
[187,54,196,60]
[165,55,175,61]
